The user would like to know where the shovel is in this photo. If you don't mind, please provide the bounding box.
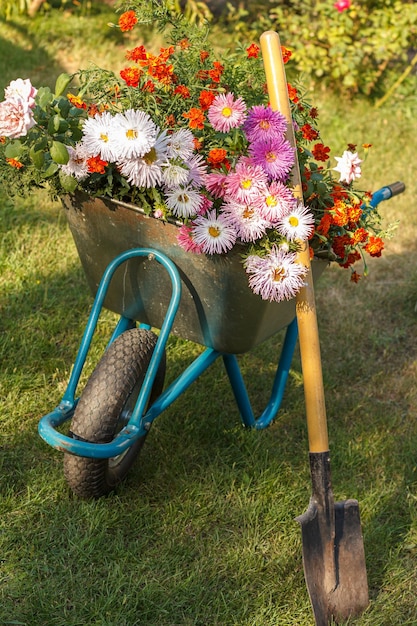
[260,31,369,624]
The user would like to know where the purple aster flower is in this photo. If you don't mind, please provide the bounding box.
[244,246,308,302]
[207,92,247,133]
[249,136,295,181]
[204,172,228,198]
[243,105,288,142]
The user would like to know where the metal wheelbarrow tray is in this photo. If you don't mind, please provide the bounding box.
[63,191,326,354]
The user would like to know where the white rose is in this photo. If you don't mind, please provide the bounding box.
[5,78,38,109]
[0,98,36,138]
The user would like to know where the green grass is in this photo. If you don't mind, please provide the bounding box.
[1,6,417,626]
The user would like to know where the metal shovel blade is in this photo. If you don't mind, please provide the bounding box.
[296,453,369,625]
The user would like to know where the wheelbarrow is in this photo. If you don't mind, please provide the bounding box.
[38,183,403,500]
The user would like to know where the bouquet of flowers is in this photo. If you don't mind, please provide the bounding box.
[0,0,392,303]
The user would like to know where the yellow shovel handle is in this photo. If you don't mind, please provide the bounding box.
[260,31,329,453]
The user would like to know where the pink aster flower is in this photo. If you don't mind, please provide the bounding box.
[333,150,362,184]
[222,197,270,243]
[249,136,294,181]
[243,105,287,143]
[177,224,204,253]
[207,92,247,133]
[223,159,268,203]
[204,171,228,198]
[244,247,308,302]
[259,181,297,223]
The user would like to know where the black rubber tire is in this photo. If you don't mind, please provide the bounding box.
[63,328,166,499]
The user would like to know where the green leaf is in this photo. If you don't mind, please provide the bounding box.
[36,86,53,109]
[54,73,72,97]
[50,141,69,165]
[59,170,78,192]
[43,161,59,177]
[4,141,23,159]
[30,146,45,169]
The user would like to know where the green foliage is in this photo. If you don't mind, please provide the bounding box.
[224,0,417,97]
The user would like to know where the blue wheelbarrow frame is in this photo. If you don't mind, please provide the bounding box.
[38,183,404,462]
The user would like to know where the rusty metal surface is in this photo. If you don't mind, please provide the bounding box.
[63,192,326,353]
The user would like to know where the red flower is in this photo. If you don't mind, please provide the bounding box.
[287,83,299,103]
[246,43,260,59]
[120,67,142,87]
[281,46,292,64]
[312,143,330,162]
[126,45,147,62]
[199,90,215,111]
[87,156,108,174]
[301,123,319,141]
[207,148,230,170]
[174,85,191,98]
[118,10,138,32]
[6,157,23,169]
[334,0,351,12]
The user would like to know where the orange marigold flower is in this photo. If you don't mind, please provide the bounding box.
[347,205,362,224]
[350,227,368,245]
[142,80,155,93]
[317,213,332,237]
[312,143,330,162]
[301,123,319,141]
[347,143,357,151]
[331,184,350,200]
[362,143,372,149]
[303,167,312,181]
[119,10,138,32]
[208,61,224,83]
[200,50,210,63]
[309,106,319,119]
[67,93,87,109]
[87,155,108,174]
[332,234,351,258]
[364,236,384,257]
[174,85,191,98]
[281,46,292,64]
[166,114,176,127]
[179,38,190,49]
[199,89,216,111]
[287,83,299,103]
[120,67,142,87]
[207,148,230,170]
[6,157,24,169]
[193,137,203,150]
[350,271,361,283]
[126,45,147,62]
[331,201,349,227]
[183,107,205,130]
[246,43,260,59]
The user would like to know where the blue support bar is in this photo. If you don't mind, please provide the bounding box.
[38,247,182,457]
[222,317,299,429]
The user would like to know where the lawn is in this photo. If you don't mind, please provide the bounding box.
[1,4,417,625]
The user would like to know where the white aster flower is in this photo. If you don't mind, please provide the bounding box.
[81,111,118,161]
[245,247,308,302]
[112,109,157,159]
[184,153,208,189]
[192,209,237,254]
[118,130,170,188]
[165,186,204,218]
[60,143,89,180]
[276,204,315,241]
[333,150,362,184]
[162,162,190,189]
[167,128,195,160]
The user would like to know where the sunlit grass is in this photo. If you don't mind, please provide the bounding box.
[1,5,417,625]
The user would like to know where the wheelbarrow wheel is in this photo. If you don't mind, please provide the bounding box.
[63,328,165,499]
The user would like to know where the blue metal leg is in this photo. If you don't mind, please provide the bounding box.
[222,318,299,429]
